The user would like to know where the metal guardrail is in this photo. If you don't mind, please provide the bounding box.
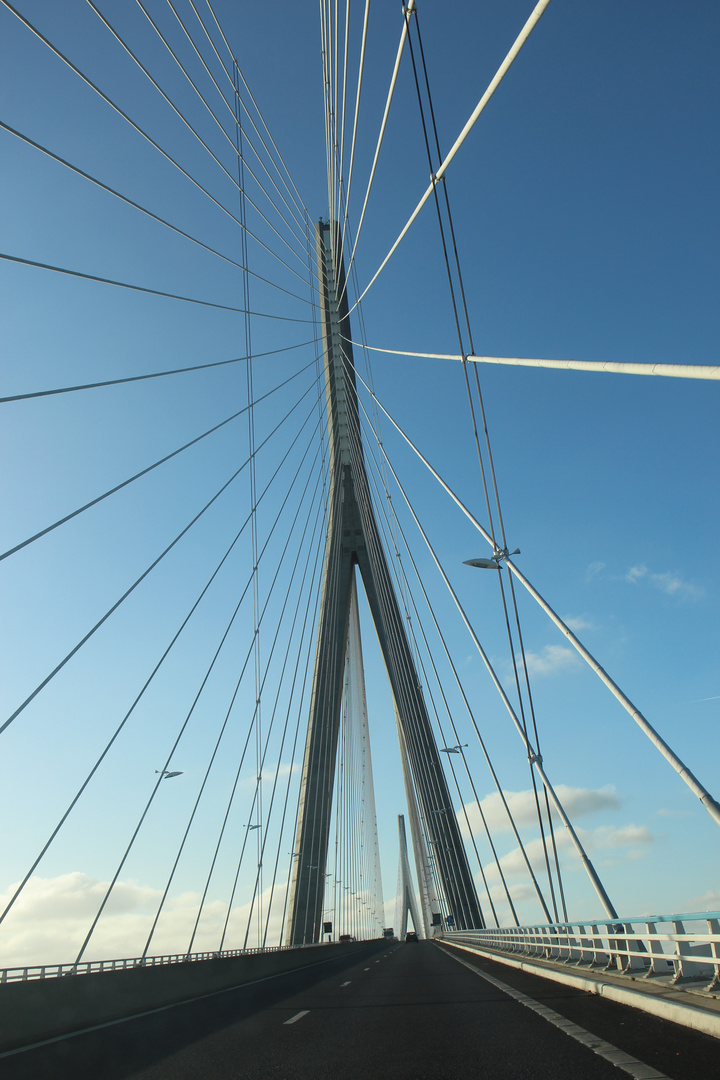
[0,941,326,984]
[445,911,720,992]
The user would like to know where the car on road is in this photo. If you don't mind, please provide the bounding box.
[405,931,418,942]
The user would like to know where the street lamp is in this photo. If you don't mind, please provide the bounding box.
[463,547,520,570]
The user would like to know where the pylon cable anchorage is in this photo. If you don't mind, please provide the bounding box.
[0,343,320,406]
[84,0,310,263]
[348,0,553,315]
[352,364,720,832]
[0,122,316,308]
[351,373,615,920]
[345,342,720,381]
[0,387,323,739]
[82,422,327,964]
[1,2,319,292]
[0,365,323,563]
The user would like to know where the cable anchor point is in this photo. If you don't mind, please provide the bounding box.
[493,545,521,563]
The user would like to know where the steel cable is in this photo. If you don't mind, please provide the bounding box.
[76,405,326,964]
[0,381,323,735]
[0,342,319,406]
[145,443,326,958]
[1,363,321,563]
[1,2,316,290]
[0,122,314,308]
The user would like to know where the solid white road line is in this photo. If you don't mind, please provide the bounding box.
[443,949,670,1080]
[284,1011,310,1026]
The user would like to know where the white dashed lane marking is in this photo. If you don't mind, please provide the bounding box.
[284,1011,310,1026]
[340,981,351,987]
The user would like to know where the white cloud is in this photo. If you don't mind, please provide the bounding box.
[477,821,653,891]
[625,563,703,599]
[521,645,579,677]
[586,561,605,580]
[654,808,693,819]
[687,890,720,912]
[563,615,594,632]
[0,873,290,969]
[589,824,653,849]
[459,784,620,839]
[240,763,300,789]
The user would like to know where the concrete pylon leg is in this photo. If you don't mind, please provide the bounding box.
[286,222,482,945]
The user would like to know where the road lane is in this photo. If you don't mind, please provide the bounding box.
[437,943,720,1080]
[3,941,717,1079]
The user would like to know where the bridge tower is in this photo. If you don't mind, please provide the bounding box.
[396,814,423,940]
[286,222,483,944]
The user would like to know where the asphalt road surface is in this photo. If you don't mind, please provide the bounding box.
[2,941,718,1079]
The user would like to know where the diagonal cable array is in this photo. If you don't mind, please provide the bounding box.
[0,0,341,965]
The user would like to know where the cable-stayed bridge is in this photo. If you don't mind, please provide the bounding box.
[1,1,719,1075]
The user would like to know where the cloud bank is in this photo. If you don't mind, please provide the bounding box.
[460,784,621,837]
[0,872,289,970]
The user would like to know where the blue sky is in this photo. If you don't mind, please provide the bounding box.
[0,0,718,964]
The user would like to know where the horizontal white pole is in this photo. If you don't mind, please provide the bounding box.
[346,341,720,381]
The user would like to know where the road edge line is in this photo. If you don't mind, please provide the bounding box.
[437,940,720,1041]
[438,944,670,1079]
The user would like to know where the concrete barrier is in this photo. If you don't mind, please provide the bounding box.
[0,940,387,1053]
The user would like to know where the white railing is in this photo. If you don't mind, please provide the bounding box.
[0,941,327,984]
[445,911,720,992]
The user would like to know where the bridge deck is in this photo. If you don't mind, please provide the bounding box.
[2,941,717,1079]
